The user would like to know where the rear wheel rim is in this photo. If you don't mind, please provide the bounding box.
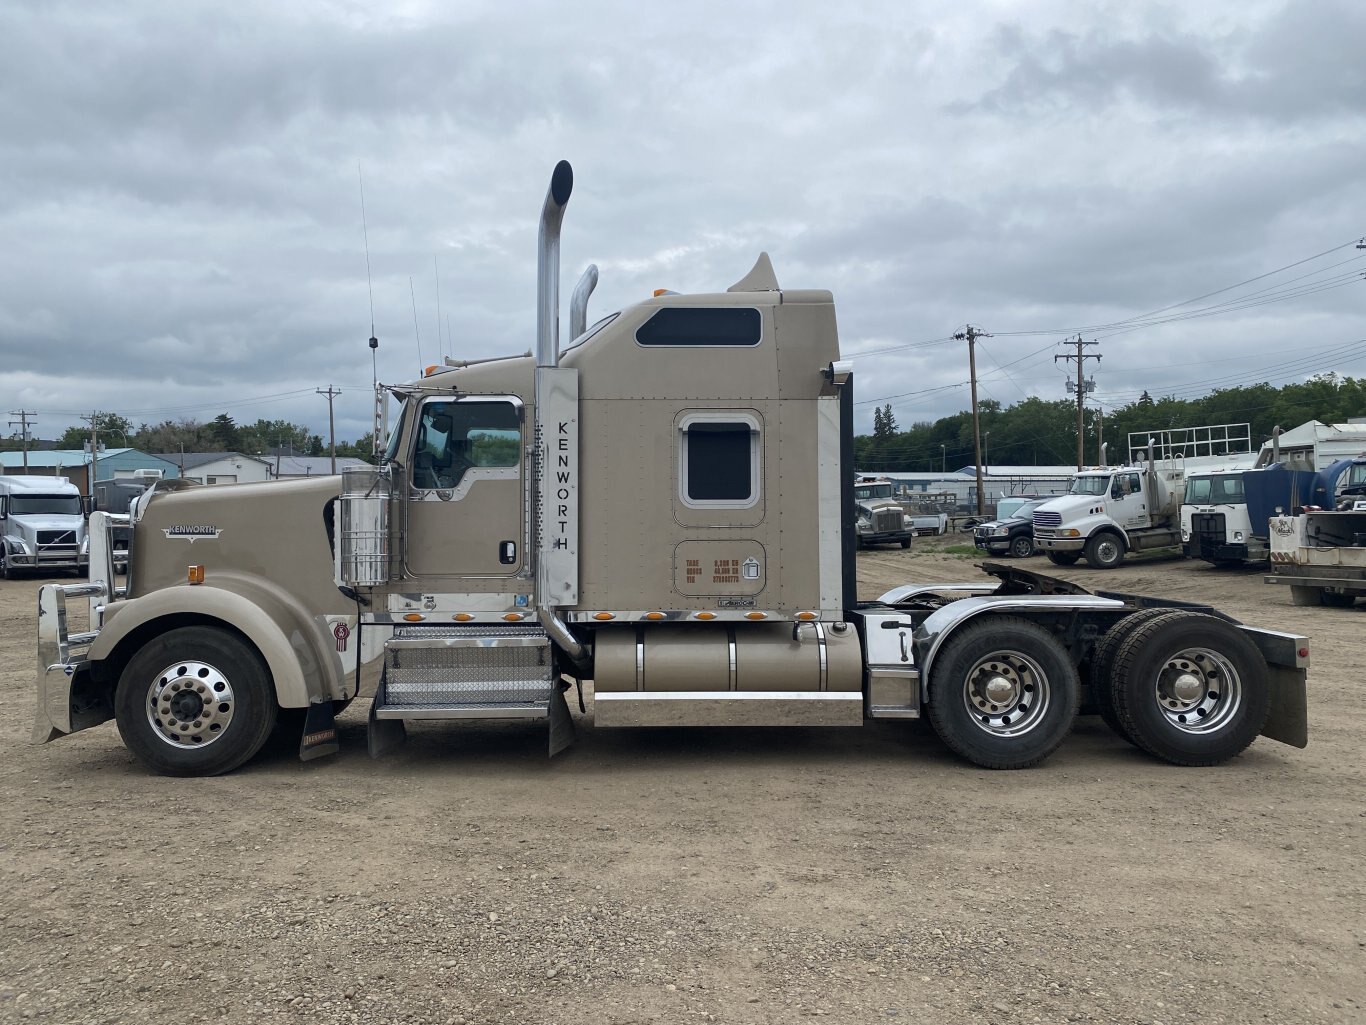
[1153,646,1242,734]
[960,650,1051,737]
[144,659,236,749]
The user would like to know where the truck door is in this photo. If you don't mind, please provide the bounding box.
[404,396,525,580]
[1108,471,1148,528]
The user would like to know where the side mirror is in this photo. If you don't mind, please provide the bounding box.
[1110,483,1123,499]
[0,496,6,518]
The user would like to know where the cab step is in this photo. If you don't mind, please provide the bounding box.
[374,624,554,720]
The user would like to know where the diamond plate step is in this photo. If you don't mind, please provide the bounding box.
[376,624,554,719]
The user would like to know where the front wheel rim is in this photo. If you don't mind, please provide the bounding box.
[144,659,236,749]
[960,649,1052,737]
[1153,647,1242,734]
[1096,539,1119,563]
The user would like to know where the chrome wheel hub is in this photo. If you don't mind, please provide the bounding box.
[1155,647,1241,734]
[962,650,1051,737]
[145,659,235,748]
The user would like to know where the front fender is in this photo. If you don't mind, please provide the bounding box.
[90,572,342,708]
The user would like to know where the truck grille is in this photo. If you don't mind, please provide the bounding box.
[873,510,902,533]
[1033,511,1061,528]
[1191,512,1226,537]
[38,530,76,546]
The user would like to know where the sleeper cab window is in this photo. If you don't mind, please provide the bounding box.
[635,307,762,347]
[679,413,761,509]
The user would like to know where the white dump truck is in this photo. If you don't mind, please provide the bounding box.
[0,474,88,578]
[1032,425,1254,569]
[33,163,1308,776]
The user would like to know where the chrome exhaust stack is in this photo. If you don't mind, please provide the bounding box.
[536,160,574,368]
[569,264,599,341]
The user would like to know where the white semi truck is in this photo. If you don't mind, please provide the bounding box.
[1032,425,1254,569]
[32,164,1308,776]
[0,475,88,578]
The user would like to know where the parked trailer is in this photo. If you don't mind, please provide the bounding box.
[33,163,1308,775]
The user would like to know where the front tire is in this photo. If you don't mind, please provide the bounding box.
[1046,551,1080,567]
[1110,611,1270,766]
[928,617,1080,769]
[1009,535,1035,559]
[1320,588,1356,607]
[115,626,277,776]
[1084,533,1125,569]
[899,538,912,549]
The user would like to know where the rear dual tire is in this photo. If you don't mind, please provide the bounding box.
[1097,610,1270,765]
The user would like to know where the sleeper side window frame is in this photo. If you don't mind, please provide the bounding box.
[678,411,761,510]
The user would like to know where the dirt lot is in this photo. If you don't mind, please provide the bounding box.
[2,544,1363,1025]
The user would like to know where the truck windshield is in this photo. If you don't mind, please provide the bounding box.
[855,484,894,500]
[10,495,82,516]
[1185,475,1245,504]
[1069,476,1110,496]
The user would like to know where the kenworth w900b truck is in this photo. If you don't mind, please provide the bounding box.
[33,163,1308,776]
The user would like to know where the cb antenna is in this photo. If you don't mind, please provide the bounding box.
[358,163,380,387]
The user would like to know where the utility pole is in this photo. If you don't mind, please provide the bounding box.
[317,386,341,474]
[8,410,34,471]
[80,411,102,500]
[1055,335,1101,470]
[953,325,991,515]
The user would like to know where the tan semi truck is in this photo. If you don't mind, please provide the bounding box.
[33,162,1309,776]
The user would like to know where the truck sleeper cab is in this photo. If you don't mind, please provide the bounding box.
[31,163,1309,777]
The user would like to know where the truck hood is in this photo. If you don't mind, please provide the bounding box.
[1032,495,1100,520]
[4,515,84,533]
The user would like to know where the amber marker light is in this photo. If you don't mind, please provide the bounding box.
[653,288,670,297]
[423,364,440,376]
[592,613,615,621]
[403,613,425,622]
[744,612,767,620]
[187,565,205,585]
[796,611,817,621]
[453,613,474,622]
[645,612,666,621]
[502,613,524,622]
[694,612,716,621]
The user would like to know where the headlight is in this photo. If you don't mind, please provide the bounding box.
[901,513,913,527]
[856,505,871,524]
[7,537,31,554]
[80,536,90,554]
[1181,529,1190,541]
[1233,531,1244,541]
[1061,529,1081,538]
[993,526,1009,536]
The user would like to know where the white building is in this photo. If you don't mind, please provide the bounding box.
[155,452,274,485]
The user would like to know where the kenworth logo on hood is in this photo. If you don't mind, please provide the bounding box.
[163,525,223,542]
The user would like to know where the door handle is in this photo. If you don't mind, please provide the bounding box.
[499,541,517,565]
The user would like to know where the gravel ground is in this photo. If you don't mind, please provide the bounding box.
[1,543,1363,1024]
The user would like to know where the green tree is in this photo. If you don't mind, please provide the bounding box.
[57,412,134,450]
[210,413,241,450]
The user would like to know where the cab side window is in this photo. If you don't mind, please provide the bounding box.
[411,400,520,490]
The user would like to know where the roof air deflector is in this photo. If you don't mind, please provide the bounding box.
[728,252,780,292]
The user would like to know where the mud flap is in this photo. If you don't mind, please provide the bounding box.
[367,702,407,758]
[299,700,340,761]
[549,684,576,757]
[1261,665,1309,749]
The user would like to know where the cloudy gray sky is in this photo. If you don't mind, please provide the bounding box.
[2,0,1363,445]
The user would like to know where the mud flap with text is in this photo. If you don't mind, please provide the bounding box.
[298,700,340,762]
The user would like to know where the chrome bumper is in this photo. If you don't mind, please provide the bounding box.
[33,580,110,743]
[1036,536,1084,553]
